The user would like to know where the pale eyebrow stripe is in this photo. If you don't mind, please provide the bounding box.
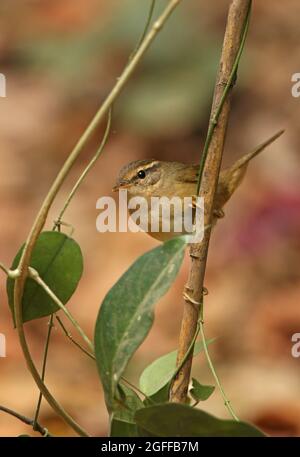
[129,161,160,184]
[140,162,160,173]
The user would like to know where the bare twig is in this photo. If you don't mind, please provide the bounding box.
[199,320,238,420]
[34,111,111,428]
[129,0,157,60]
[28,267,93,351]
[55,318,153,405]
[54,109,112,229]
[33,315,54,431]
[12,0,182,436]
[170,0,252,408]
[0,405,51,437]
[0,262,9,276]
[56,316,96,361]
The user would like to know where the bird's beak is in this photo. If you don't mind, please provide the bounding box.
[112,181,130,192]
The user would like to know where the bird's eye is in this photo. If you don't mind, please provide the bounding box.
[137,170,146,179]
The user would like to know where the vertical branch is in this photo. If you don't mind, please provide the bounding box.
[170,0,252,403]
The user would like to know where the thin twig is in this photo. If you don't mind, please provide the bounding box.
[28,267,93,352]
[55,317,153,405]
[170,324,200,385]
[12,0,182,436]
[0,262,9,276]
[56,316,96,360]
[33,315,54,430]
[120,377,154,404]
[129,0,157,60]
[32,191,76,431]
[199,318,239,421]
[196,4,252,195]
[54,110,112,229]
[1,265,61,432]
[0,405,51,437]
[170,0,252,412]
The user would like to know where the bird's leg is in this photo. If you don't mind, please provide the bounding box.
[191,195,202,210]
[213,208,225,219]
[191,195,224,218]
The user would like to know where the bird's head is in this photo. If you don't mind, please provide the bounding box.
[112,159,164,196]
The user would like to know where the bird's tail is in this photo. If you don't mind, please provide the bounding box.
[229,129,285,173]
[216,129,285,210]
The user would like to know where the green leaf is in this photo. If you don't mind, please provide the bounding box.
[139,338,215,397]
[135,403,266,437]
[190,378,215,402]
[94,237,186,411]
[7,231,83,323]
[110,383,144,437]
[110,419,138,438]
[114,384,144,423]
[143,383,171,406]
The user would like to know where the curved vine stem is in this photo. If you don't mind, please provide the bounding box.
[199,307,239,421]
[54,109,112,229]
[129,0,157,61]
[27,0,157,434]
[0,262,9,276]
[12,0,182,436]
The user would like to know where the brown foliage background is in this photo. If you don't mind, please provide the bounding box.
[0,0,300,436]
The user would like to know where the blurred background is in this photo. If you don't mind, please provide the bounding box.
[0,0,300,436]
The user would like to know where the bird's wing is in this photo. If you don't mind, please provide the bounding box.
[174,164,199,184]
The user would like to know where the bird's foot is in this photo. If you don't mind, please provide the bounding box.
[191,195,202,209]
[213,208,225,219]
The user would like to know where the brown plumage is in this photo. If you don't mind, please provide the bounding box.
[113,129,284,241]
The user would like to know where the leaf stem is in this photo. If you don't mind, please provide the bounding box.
[56,316,96,361]
[56,317,155,405]
[33,315,54,430]
[56,317,155,406]
[120,377,154,404]
[54,110,112,229]
[28,267,93,352]
[171,325,200,384]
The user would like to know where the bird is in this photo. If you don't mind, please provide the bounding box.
[112,129,284,241]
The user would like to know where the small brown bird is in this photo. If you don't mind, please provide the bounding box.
[113,130,284,241]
